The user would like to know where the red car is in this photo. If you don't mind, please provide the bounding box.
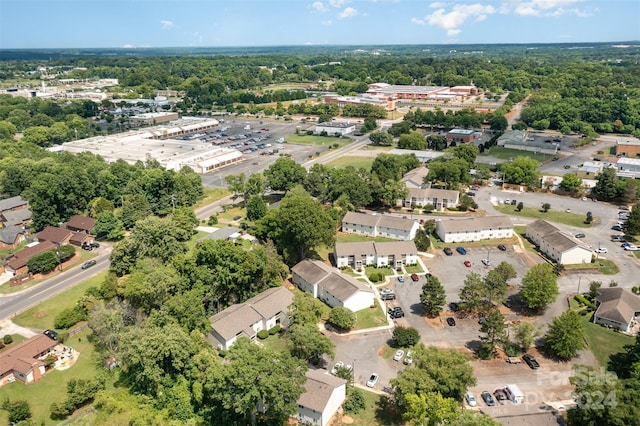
[411,273,419,282]
[464,260,472,267]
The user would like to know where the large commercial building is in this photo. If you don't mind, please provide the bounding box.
[615,138,640,157]
[366,83,478,101]
[323,94,396,112]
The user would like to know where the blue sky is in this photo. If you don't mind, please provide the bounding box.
[1,0,638,49]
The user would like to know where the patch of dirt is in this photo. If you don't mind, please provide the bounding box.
[424,316,444,328]
[338,414,355,424]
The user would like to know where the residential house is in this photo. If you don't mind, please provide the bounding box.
[0,225,25,249]
[341,212,420,241]
[0,196,28,215]
[36,226,74,246]
[402,188,459,211]
[526,220,592,265]
[0,209,32,228]
[0,334,57,386]
[296,369,347,426]
[65,215,96,233]
[400,166,429,189]
[576,162,603,179]
[207,286,293,350]
[291,259,374,312]
[593,288,640,333]
[200,226,243,243]
[435,216,513,243]
[5,241,56,276]
[334,241,418,270]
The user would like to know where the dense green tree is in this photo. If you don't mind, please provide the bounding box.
[625,201,640,235]
[483,269,509,306]
[413,228,432,251]
[420,276,446,316]
[2,399,32,424]
[369,131,393,146]
[545,310,586,360]
[489,114,508,131]
[398,130,427,150]
[264,157,307,192]
[479,309,508,354]
[560,173,583,194]
[426,157,471,189]
[500,156,540,188]
[371,153,421,185]
[511,321,540,352]
[204,337,307,425]
[593,167,619,201]
[403,392,459,426]
[451,143,479,166]
[520,264,559,312]
[392,326,421,347]
[245,195,267,221]
[288,324,335,364]
[460,272,485,311]
[27,250,58,274]
[288,292,325,327]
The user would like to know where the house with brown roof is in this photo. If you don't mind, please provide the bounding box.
[291,259,374,312]
[436,216,514,243]
[296,369,347,426]
[207,286,294,350]
[334,241,418,270]
[341,211,420,241]
[593,288,640,333]
[5,241,56,276]
[65,215,96,233]
[526,220,592,265]
[0,334,57,386]
[36,226,74,246]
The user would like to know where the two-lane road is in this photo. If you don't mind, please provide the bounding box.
[0,251,110,321]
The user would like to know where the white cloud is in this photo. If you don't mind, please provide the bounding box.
[422,3,495,36]
[429,2,446,8]
[329,0,347,7]
[322,20,333,25]
[160,20,175,30]
[338,7,358,18]
[507,0,588,17]
[311,1,328,13]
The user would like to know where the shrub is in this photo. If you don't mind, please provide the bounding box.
[328,307,357,331]
[392,326,420,347]
[3,399,32,424]
[574,294,596,310]
[207,215,218,226]
[343,388,366,414]
[632,286,639,295]
[268,325,281,335]
[257,330,269,339]
[3,334,13,345]
[54,305,88,329]
[476,342,495,360]
[367,270,384,283]
[504,343,522,357]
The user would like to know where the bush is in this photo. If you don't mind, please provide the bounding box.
[328,307,357,331]
[367,270,384,283]
[504,343,522,357]
[476,342,495,360]
[392,326,420,347]
[3,334,13,345]
[632,286,639,295]
[257,330,269,339]
[343,388,366,414]
[54,305,88,329]
[268,325,281,335]
[3,399,32,424]
[574,294,596,310]
[207,215,218,226]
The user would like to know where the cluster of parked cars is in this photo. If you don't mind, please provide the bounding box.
[81,241,100,251]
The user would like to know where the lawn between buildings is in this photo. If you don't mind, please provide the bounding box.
[481,146,556,162]
[284,133,352,149]
[493,203,594,228]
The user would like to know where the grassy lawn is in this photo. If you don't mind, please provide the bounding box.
[581,314,634,367]
[185,230,209,250]
[325,156,375,170]
[564,259,620,275]
[216,206,246,223]
[192,187,231,211]
[353,300,388,329]
[258,333,288,353]
[0,334,28,352]
[285,134,352,149]
[12,272,106,331]
[0,328,107,426]
[0,240,27,256]
[346,388,402,426]
[336,232,397,244]
[514,225,537,252]
[481,146,556,162]
[494,203,593,228]
[365,266,394,278]
[404,264,424,274]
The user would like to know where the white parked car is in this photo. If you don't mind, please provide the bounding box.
[466,391,477,407]
[366,373,379,388]
[481,258,491,266]
[331,361,344,375]
[393,349,405,362]
[595,247,608,254]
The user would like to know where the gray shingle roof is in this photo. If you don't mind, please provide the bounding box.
[292,259,373,302]
[334,241,417,258]
[595,287,640,325]
[291,259,333,282]
[201,226,242,241]
[342,211,417,232]
[0,196,27,213]
[527,219,560,237]
[298,369,346,412]
[438,216,513,233]
[408,187,460,201]
[1,209,32,226]
[527,220,590,253]
[0,225,24,245]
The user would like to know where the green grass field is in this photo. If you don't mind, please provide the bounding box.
[493,203,594,228]
[353,300,388,329]
[192,187,231,211]
[325,156,375,170]
[285,134,351,149]
[582,314,634,367]
[481,146,556,162]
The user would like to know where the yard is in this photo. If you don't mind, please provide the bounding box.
[353,300,388,330]
[481,146,556,162]
[192,187,231,211]
[335,388,401,426]
[325,156,375,170]
[285,134,352,149]
[581,314,634,367]
[493,203,594,228]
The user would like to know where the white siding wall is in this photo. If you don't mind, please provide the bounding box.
[321,384,347,426]
[593,315,629,332]
[343,291,375,312]
[559,247,592,265]
[438,226,513,243]
[342,222,376,237]
[293,274,319,298]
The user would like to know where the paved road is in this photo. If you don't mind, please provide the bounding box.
[0,249,111,322]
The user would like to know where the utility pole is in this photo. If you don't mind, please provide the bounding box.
[577,276,582,295]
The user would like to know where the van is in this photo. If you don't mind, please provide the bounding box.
[503,384,524,404]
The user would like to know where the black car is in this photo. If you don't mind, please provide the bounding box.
[493,388,507,404]
[388,307,405,318]
[43,329,58,340]
[612,225,623,232]
[481,391,496,406]
[497,244,507,251]
[443,247,453,256]
[575,233,586,239]
[90,242,100,248]
[449,302,460,312]
[446,317,456,326]
[523,353,540,369]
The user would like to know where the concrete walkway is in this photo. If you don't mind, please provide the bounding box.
[0,318,38,338]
